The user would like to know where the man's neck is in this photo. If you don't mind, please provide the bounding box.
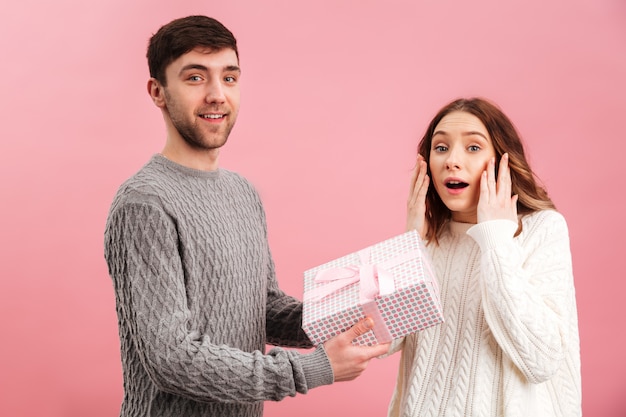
[160,144,220,171]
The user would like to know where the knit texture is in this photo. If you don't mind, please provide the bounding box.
[387,211,582,417]
[104,154,333,417]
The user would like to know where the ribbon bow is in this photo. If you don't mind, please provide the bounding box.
[305,247,411,303]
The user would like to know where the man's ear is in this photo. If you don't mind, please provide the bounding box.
[147,78,166,108]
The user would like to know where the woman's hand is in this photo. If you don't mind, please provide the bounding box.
[477,153,518,224]
[406,154,430,239]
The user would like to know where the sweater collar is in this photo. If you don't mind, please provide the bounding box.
[448,220,474,235]
[152,154,221,179]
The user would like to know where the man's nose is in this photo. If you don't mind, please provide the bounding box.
[205,79,226,103]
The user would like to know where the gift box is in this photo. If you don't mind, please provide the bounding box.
[302,230,443,346]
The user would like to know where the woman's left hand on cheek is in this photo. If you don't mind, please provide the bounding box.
[477,153,518,223]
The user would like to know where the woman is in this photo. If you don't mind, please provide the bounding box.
[388,98,581,416]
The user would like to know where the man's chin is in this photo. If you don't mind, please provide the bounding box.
[181,134,229,151]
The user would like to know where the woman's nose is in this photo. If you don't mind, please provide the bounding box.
[445,150,461,170]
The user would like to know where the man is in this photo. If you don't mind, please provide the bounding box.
[104,15,389,417]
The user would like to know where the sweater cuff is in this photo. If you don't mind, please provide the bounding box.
[466,219,517,251]
[300,344,334,389]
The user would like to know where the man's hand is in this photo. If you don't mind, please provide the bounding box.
[323,318,390,382]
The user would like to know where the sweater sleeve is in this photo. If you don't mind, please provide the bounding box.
[264,265,333,389]
[265,268,315,349]
[104,198,334,404]
[466,211,577,384]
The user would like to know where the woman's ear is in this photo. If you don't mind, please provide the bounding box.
[147,78,166,108]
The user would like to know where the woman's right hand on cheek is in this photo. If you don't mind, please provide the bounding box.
[477,153,518,224]
[406,154,429,239]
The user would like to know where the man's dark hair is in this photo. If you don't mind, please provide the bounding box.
[147,15,238,86]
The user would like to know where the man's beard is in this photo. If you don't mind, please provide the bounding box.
[165,90,235,150]
[174,115,233,150]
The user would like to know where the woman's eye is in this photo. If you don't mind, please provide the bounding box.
[468,145,480,152]
[433,145,448,152]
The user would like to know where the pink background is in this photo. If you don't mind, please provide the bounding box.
[1,1,624,416]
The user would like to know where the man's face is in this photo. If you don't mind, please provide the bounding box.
[160,47,241,150]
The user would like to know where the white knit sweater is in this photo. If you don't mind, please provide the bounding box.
[387,210,582,417]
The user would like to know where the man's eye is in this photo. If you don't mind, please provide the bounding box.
[225,76,236,83]
[189,75,202,82]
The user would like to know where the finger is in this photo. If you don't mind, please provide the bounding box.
[418,173,429,200]
[487,157,497,199]
[346,320,391,357]
[409,155,424,197]
[366,342,391,358]
[413,163,429,203]
[479,169,489,205]
[408,159,419,196]
[346,317,374,341]
[497,153,511,201]
[408,155,426,205]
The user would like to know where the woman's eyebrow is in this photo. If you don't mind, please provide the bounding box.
[463,131,489,140]
[432,130,489,142]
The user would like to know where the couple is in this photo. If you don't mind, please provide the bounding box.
[103,15,581,417]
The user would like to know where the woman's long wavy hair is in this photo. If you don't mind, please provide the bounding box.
[419,97,556,244]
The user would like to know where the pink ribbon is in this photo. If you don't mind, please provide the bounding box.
[306,248,421,303]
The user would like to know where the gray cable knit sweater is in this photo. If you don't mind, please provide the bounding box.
[104,154,333,417]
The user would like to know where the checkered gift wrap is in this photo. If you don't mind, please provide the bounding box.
[302,230,443,346]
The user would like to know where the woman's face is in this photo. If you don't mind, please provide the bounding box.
[429,111,496,223]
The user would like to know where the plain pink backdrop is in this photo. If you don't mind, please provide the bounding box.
[1,1,624,416]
